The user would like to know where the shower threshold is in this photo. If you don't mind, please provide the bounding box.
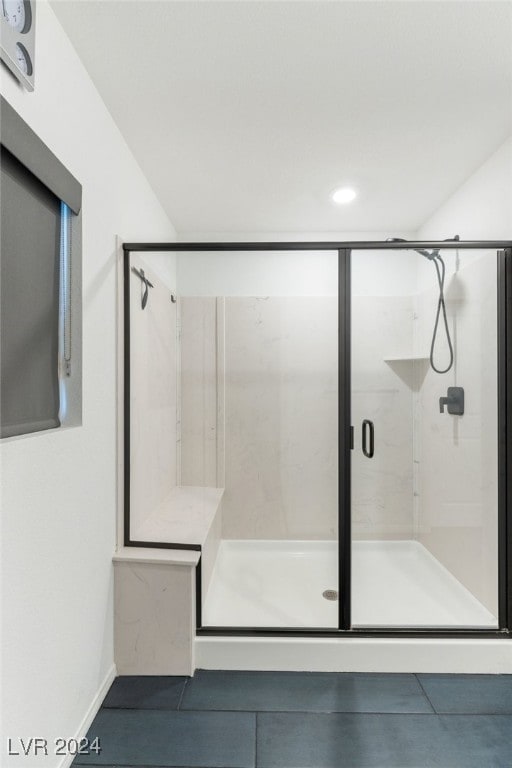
[202,539,497,629]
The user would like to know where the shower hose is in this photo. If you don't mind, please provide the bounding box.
[429,254,454,374]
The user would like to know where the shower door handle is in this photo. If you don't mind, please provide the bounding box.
[362,419,374,458]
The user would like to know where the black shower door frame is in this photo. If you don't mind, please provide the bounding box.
[123,240,512,639]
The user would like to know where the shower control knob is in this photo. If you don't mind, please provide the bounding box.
[439,386,464,416]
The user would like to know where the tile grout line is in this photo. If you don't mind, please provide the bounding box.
[176,677,189,710]
[75,760,253,768]
[255,711,258,768]
[196,708,440,715]
[91,705,512,717]
[414,674,438,714]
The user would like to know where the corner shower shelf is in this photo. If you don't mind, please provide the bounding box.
[384,355,429,362]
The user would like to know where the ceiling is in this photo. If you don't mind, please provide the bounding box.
[51,1,512,235]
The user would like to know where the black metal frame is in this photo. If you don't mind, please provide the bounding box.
[338,249,351,631]
[498,248,512,630]
[123,240,512,639]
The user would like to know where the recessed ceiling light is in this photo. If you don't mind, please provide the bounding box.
[332,187,357,204]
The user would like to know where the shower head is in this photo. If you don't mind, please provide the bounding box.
[416,247,439,260]
[386,236,460,260]
[385,238,438,260]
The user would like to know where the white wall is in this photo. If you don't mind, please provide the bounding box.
[177,247,419,299]
[417,136,512,243]
[176,230,415,243]
[414,135,512,294]
[177,250,339,297]
[131,251,177,293]
[0,3,176,765]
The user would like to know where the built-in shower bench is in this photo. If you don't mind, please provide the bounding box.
[113,486,223,676]
[131,485,223,548]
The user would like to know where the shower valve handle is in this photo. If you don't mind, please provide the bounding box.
[439,386,464,415]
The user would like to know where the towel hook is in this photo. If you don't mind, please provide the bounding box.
[131,266,154,310]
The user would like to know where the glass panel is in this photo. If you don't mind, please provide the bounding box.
[127,248,338,628]
[177,250,339,628]
[351,247,499,628]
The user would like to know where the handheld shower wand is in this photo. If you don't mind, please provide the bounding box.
[386,237,459,374]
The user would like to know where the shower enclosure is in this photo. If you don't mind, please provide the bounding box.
[123,241,512,636]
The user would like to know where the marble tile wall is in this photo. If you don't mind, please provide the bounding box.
[179,297,219,487]
[180,294,418,542]
[129,256,177,534]
[114,560,195,675]
[202,497,223,601]
[415,253,499,617]
[222,296,338,540]
[351,295,416,540]
[180,296,339,539]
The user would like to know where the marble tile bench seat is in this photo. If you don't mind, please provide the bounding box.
[113,486,223,676]
[130,485,223,601]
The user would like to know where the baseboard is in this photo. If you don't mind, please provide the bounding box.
[195,636,512,673]
[57,664,117,768]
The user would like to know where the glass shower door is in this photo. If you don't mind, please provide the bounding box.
[350,247,499,628]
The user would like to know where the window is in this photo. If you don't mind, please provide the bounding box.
[0,97,82,438]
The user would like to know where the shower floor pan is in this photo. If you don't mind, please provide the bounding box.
[202,539,497,629]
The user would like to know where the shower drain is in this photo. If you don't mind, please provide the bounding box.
[322,589,338,601]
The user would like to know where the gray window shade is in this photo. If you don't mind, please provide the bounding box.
[1,148,61,437]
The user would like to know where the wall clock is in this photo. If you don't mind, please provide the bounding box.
[0,1,35,91]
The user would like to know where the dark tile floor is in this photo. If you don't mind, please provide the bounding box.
[74,671,512,768]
